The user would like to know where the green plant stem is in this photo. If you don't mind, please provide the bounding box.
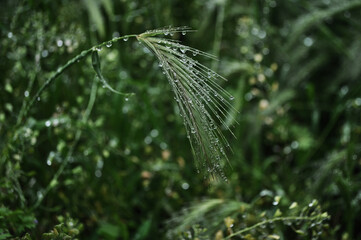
[18,34,137,127]
[224,215,328,239]
[32,76,98,210]
[212,0,226,71]
[3,34,137,205]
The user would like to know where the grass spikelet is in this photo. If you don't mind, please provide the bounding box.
[137,26,238,181]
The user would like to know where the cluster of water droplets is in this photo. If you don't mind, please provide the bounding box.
[138,33,238,181]
[143,26,192,36]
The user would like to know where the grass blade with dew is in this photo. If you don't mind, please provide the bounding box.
[137,26,238,181]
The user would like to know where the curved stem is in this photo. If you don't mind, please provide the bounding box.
[225,214,328,239]
[17,34,137,126]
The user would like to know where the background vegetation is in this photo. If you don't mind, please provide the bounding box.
[1,0,361,239]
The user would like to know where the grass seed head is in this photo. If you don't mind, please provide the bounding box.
[137,26,237,181]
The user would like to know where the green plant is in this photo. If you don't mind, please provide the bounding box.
[17,215,83,240]
[2,0,361,239]
[5,26,236,184]
[168,198,330,239]
[1,26,235,237]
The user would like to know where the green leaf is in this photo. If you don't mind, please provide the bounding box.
[0,233,12,240]
[5,83,13,93]
[91,51,134,97]
[97,222,121,238]
[134,219,151,240]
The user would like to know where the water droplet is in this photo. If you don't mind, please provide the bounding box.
[95,170,102,177]
[273,196,281,205]
[258,30,267,39]
[106,41,112,47]
[144,136,152,144]
[159,62,163,67]
[182,31,186,35]
[112,32,120,38]
[181,182,189,190]
[160,142,167,149]
[150,129,159,138]
[303,37,314,47]
[24,91,29,97]
[308,199,317,207]
[124,97,129,101]
[56,39,63,47]
[355,98,361,106]
[291,141,299,149]
[47,152,55,166]
[53,119,59,126]
[96,47,102,52]
[45,120,51,127]
[269,0,277,7]
[191,127,196,134]
[164,31,169,36]
[340,86,349,96]
[65,39,72,46]
[123,37,129,41]
[7,32,13,39]
[229,96,234,100]
[37,97,41,101]
[41,50,49,58]
[180,48,187,53]
[170,32,174,36]
[37,191,43,199]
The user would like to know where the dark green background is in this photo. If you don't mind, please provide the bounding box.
[1,0,361,239]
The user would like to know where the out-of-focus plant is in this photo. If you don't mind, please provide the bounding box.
[168,197,330,239]
[18,215,83,240]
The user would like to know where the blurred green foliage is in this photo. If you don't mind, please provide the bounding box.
[1,0,361,239]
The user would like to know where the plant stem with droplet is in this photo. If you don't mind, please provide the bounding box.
[17,34,137,126]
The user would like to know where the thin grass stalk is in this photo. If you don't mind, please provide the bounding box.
[17,34,137,127]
